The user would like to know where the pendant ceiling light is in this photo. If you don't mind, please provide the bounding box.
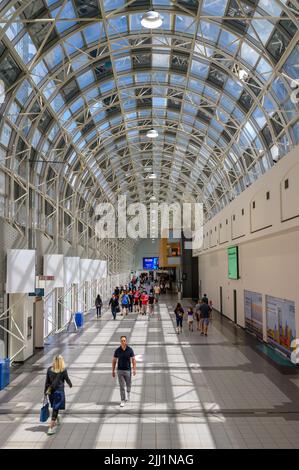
[141,11,163,29]
[146,129,158,138]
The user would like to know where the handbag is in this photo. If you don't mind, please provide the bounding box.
[40,396,50,422]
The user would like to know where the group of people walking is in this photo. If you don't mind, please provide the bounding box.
[174,294,212,335]
[107,283,162,320]
[43,280,213,435]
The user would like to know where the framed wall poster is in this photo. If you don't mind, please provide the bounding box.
[266,296,296,357]
[244,290,263,340]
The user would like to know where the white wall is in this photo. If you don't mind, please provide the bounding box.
[197,145,299,341]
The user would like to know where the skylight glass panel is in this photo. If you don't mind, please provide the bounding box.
[94,111,105,122]
[50,94,64,113]
[1,123,11,147]
[63,32,84,55]
[252,106,267,128]
[153,97,167,107]
[256,57,273,81]
[5,19,22,41]
[16,80,32,103]
[85,87,99,100]
[218,30,239,54]
[48,123,59,141]
[43,81,56,99]
[32,129,41,149]
[284,98,298,121]
[31,61,48,85]
[191,60,209,79]
[240,43,260,67]
[283,45,299,80]
[118,76,133,88]
[100,81,115,94]
[258,0,283,17]
[271,77,288,103]
[224,78,243,99]
[71,54,89,71]
[115,56,131,72]
[262,94,277,114]
[15,34,37,64]
[77,70,94,89]
[7,101,20,124]
[70,97,83,114]
[175,15,196,35]
[83,23,105,44]
[202,0,228,16]
[199,21,220,42]
[51,2,77,33]
[44,45,64,69]
[129,13,144,32]
[248,15,274,45]
[220,95,234,112]
[292,121,299,144]
[188,78,204,93]
[108,15,128,36]
[152,53,169,68]
[104,0,125,11]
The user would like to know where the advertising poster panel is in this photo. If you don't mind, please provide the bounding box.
[244,290,263,340]
[266,296,296,357]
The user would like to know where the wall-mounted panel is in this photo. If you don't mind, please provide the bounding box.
[250,190,273,233]
[219,220,230,244]
[44,254,64,288]
[80,259,94,282]
[231,207,246,240]
[6,249,36,293]
[281,163,299,222]
[64,257,80,285]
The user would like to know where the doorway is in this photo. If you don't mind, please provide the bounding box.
[220,286,223,315]
[233,289,237,324]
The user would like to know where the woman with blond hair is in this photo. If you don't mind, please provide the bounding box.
[44,355,72,435]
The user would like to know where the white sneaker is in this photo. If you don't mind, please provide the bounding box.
[126,393,130,402]
[120,401,125,407]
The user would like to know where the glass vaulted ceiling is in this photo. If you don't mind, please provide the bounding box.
[0,0,298,220]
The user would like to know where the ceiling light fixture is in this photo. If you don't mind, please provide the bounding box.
[148,173,157,179]
[141,10,163,29]
[146,129,158,138]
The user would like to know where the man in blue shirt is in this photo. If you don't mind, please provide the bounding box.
[112,336,136,407]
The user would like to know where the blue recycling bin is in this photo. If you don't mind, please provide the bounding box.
[0,358,10,390]
[75,312,84,328]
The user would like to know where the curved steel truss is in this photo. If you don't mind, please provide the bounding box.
[0,0,298,234]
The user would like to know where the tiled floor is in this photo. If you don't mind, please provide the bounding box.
[1,295,299,448]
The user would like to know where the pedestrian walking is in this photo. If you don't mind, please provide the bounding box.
[148,289,155,316]
[140,291,149,315]
[199,301,212,336]
[188,307,194,332]
[95,294,103,319]
[121,291,130,315]
[112,336,136,408]
[202,293,209,304]
[44,355,72,435]
[109,294,119,320]
[174,303,184,334]
[195,300,201,331]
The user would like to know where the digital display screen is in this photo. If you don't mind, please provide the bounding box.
[143,257,159,270]
[228,246,239,279]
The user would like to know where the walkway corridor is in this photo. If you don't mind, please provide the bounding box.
[1,296,299,449]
